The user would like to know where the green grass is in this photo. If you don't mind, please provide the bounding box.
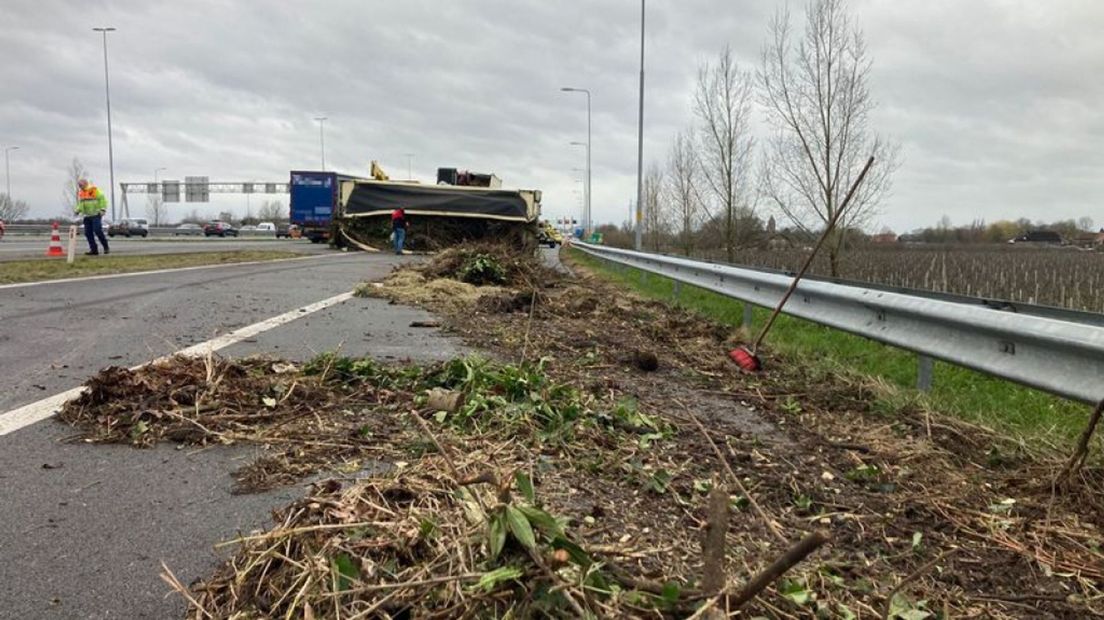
[0,250,303,285]
[569,248,1092,450]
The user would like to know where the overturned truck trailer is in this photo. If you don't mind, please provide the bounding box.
[340,178,542,251]
[290,168,542,250]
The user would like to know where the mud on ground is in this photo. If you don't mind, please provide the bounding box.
[58,244,1104,618]
[358,246,1104,618]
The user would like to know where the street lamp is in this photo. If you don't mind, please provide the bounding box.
[634,0,646,251]
[4,146,18,201]
[569,141,589,235]
[560,87,591,235]
[314,116,327,170]
[403,153,414,179]
[93,27,117,221]
[153,167,166,183]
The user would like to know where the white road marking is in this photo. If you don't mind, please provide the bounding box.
[0,290,356,436]
[0,254,333,291]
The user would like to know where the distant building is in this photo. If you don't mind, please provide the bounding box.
[1009,230,1063,244]
[871,232,898,244]
[1073,228,1104,248]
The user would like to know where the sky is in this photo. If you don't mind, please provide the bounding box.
[3,0,1104,232]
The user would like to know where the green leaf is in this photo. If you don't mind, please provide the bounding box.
[476,566,523,592]
[262,396,277,408]
[505,505,537,549]
[488,513,507,559]
[517,505,563,537]
[779,579,811,606]
[888,593,931,620]
[433,410,448,423]
[552,537,592,567]
[647,469,672,494]
[419,518,438,539]
[638,432,664,450]
[660,581,681,606]
[515,471,536,504]
[837,604,857,620]
[911,531,923,550]
[130,419,150,439]
[330,552,359,591]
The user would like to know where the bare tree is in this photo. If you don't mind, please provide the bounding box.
[665,130,704,256]
[759,0,899,276]
[257,200,287,222]
[641,162,667,252]
[61,157,89,215]
[694,45,757,263]
[0,194,30,221]
[145,193,168,226]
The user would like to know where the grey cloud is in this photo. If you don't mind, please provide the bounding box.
[3,0,1104,231]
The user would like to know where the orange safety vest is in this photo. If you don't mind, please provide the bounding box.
[78,187,97,201]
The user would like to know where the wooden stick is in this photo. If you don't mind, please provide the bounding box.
[1054,398,1104,488]
[701,484,730,594]
[730,530,831,610]
[751,156,875,352]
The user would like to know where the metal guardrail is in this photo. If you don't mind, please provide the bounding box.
[574,242,1104,405]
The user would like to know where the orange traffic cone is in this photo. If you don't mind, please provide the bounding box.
[45,222,65,257]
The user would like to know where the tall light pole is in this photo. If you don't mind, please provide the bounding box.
[403,153,414,179]
[569,141,588,232]
[314,116,327,170]
[634,0,646,251]
[93,27,117,222]
[560,87,591,235]
[4,146,18,201]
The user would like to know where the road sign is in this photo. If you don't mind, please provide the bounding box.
[185,176,210,203]
[162,180,180,203]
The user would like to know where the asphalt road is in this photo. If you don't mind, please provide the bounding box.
[0,253,466,618]
[0,236,328,262]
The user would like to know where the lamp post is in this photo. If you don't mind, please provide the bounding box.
[403,153,414,180]
[314,116,327,170]
[569,141,589,235]
[634,0,646,251]
[560,87,591,235]
[93,27,117,222]
[4,146,18,201]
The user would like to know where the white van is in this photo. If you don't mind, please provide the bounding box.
[255,222,276,235]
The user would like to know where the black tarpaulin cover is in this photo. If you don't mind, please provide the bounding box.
[343,181,532,222]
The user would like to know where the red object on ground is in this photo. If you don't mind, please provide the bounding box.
[728,346,761,372]
[45,222,64,257]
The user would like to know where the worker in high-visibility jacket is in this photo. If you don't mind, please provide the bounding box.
[76,179,110,255]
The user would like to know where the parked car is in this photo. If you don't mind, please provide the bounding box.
[239,225,258,232]
[276,223,300,239]
[203,221,239,237]
[173,223,203,236]
[107,218,150,238]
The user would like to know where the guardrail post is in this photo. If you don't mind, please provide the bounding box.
[742,303,754,330]
[916,354,934,392]
[640,270,648,285]
[673,280,682,302]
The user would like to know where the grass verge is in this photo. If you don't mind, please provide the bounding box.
[569,247,1092,450]
[0,250,304,285]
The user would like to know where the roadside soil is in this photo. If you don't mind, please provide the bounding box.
[58,244,1103,618]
